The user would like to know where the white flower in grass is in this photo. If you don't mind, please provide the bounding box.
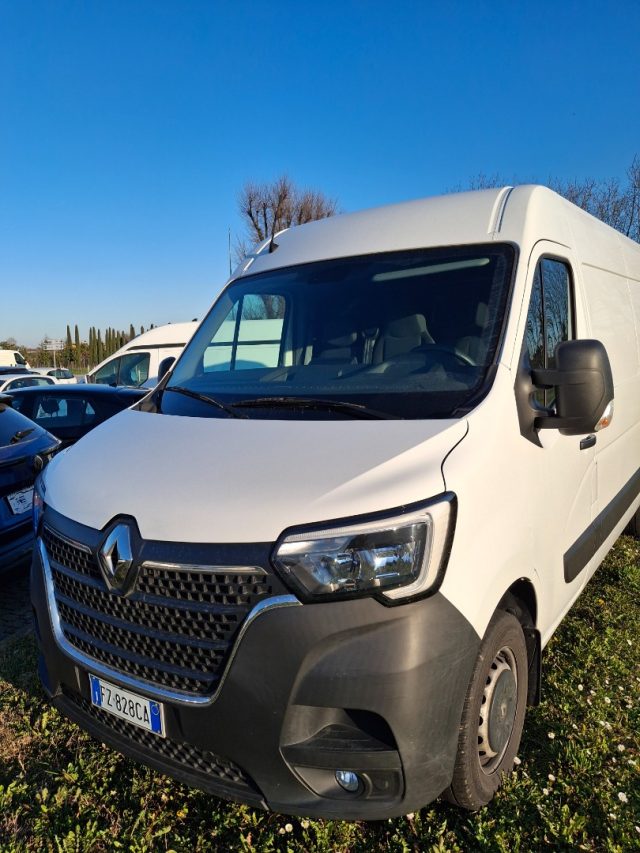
[548,773,556,782]
[604,696,611,704]
[301,820,310,829]
[405,813,415,820]
[548,732,556,740]
[618,791,628,804]
[617,744,626,752]
[513,756,521,766]
[284,823,293,833]
[543,787,550,796]
[577,684,584,691]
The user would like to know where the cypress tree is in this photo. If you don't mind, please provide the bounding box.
[74,324,80,364]
[65,325,72,363]
[129,324,136,340]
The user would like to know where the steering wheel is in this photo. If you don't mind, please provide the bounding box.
[423,345,476,368]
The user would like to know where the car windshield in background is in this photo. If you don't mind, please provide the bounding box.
[164,244,515,419]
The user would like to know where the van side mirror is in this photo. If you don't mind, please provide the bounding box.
[157,356,175,382]
[532,339,614,436]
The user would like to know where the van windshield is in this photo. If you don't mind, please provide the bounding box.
[163,244,515,419]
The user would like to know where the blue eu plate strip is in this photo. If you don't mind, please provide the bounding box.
[149,701,162,734]
[89,674,102,706]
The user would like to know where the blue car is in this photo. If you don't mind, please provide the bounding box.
[0,396,59,574]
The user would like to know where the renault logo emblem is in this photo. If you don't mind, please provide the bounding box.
[99,523,135,594]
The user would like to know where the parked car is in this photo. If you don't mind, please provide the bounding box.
[8,385,146,448]
[30,186,638,820]
[0,374,56,393]
[0,398,59,574]
[85,322,197,388]
[0,367,36,376]
[31,367,77,385]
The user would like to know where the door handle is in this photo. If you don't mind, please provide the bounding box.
[580,434,596,450]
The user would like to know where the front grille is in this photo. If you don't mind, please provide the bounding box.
[65,689,258,794]
[43,526,99,579]
[45,526,275,696]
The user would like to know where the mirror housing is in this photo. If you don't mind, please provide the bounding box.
[157,356,175,383]
[532,339,614,436]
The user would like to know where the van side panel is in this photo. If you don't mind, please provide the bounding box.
[562,209,640,584]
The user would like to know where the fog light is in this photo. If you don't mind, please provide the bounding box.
[335,770,361,793]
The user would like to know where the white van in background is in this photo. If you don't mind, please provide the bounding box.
[0,349,30,369]
[84,321,197,388]
[33,187,639,819]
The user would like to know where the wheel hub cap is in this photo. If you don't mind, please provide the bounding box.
[478,646,518,773]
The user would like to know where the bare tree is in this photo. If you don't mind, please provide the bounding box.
[235,175,338,263]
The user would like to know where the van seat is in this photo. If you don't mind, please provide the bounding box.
[373,314,434,363]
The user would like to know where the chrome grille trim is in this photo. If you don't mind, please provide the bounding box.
[39,536,300,706]
[142,560,266,575]
[43,523,91,553]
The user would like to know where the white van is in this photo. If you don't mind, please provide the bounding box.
[0,349,30,369]
[32,186,637,820]
[85,321,197,388]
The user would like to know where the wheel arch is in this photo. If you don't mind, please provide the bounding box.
[495,578,541,706]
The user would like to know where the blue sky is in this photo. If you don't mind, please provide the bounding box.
[1,1,639,346]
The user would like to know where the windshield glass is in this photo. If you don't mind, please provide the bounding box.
[164,244,515,419]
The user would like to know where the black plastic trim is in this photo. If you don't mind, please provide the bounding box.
[564,466,640,582]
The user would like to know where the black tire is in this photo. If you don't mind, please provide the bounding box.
[444,610,528,811]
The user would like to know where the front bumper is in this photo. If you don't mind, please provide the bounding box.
[0,515,32,575]
[32,532,479,820]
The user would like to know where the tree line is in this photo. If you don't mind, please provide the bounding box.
[3,159,638,370]
[0,324,152,371]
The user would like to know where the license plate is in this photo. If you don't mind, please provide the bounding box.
[89,674,165,736]
[6,486,34,515]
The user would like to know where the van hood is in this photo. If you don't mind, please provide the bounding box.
[44,409,468,542]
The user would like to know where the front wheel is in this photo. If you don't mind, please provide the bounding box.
[445,610,528,810]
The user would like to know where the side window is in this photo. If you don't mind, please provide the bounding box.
[93,358,120,386]
[524,258,574,407]
[35,396,66,420]
[204,294,286,371]
[119,352,150,386]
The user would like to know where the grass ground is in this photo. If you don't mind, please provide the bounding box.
[0,539,638,852]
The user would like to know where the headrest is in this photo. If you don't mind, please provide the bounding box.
[386,314,427,338]
[325,331,358,347]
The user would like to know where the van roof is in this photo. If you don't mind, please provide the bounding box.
[124,321,198,349]
[238,185,640,279]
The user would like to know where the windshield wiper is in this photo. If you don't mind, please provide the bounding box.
[164,386,247,419]
[230,397,399,420]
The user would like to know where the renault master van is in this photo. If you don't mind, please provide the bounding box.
[85,321,197,388]
[31,186,637,820]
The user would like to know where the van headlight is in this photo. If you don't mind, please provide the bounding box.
[272,495,456,603]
